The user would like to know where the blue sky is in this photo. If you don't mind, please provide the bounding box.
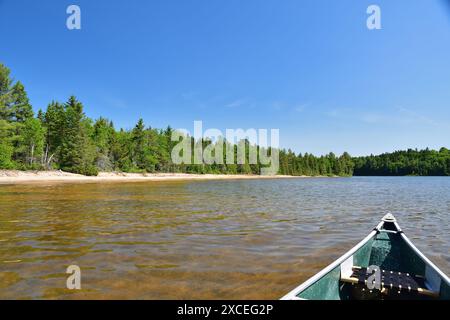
[1,0,450,156]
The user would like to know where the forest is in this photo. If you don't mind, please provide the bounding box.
[1,63,449,177]
[353,148,450,176]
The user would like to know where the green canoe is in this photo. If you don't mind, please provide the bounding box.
[281,214,450,300]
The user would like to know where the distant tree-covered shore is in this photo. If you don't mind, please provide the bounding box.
[1,63,449,177]
[352,148,450,176]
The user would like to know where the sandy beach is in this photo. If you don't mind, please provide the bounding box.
[0,170,301,184]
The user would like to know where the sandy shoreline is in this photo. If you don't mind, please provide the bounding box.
[0,170,303,184]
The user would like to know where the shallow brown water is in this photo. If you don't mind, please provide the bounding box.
[0,177,449,299]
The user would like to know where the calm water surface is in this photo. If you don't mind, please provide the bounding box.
[0,177,449,299]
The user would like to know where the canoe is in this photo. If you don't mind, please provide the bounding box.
[281,214,450,300]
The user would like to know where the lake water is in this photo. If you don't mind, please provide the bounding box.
[0,177,449,299]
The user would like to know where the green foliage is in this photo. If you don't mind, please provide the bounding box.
[131,118,149,170]
[10,82,33,122]
[0,63,13,120]
[43,101,65,167]
[76,164,99,176]
[0,141,15,169]
[0,63,33,122]
[19,118,45,167]
[353,148,450,176]
[277,150,354,176]
[0,119,15,140]
[58,96,97,175]
[93,117,115,171]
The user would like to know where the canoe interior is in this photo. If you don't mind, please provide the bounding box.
[297,231,450,300]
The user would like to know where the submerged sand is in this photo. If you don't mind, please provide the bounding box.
[0,170,301,184]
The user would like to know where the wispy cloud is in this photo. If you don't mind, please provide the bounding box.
[360,113,385,124]
[270,101,284,111]
[324,106,438,127]
[105,97,129,110]
[360,106,437,126]
[225,99,247,108]
[180,91,198,100]
[179,92,227,110]
[324,108,350,118]
[394,106,437,126]
[293,103,309,113]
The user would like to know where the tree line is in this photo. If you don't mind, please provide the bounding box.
[1,63,449,176]
[353,148,450,176]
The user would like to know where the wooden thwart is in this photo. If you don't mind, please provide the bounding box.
[340,266,439,298]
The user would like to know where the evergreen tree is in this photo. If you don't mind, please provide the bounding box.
[93,117,114,171]
[131,118,149,170]
[10,81,33,122]
[0,63,13,120]
[59,96,97,175]
[43,101,65,167]
[37,109,45,123]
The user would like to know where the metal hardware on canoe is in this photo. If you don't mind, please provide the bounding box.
[340,266,439,298]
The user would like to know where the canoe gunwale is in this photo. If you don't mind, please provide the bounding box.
[280,221,382,300]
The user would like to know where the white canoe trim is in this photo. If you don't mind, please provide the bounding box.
[280,223,381,300]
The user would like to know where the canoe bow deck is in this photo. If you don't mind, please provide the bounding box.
[281,214,450,300]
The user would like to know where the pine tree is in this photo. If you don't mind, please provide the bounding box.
[37,109,45,123]
[131,118,147,170]
[10,81,33,122]
[0,63,12,120]
[43,101,65,167]
[59,96,97,175]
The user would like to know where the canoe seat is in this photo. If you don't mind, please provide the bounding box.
[340,266,439,298]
